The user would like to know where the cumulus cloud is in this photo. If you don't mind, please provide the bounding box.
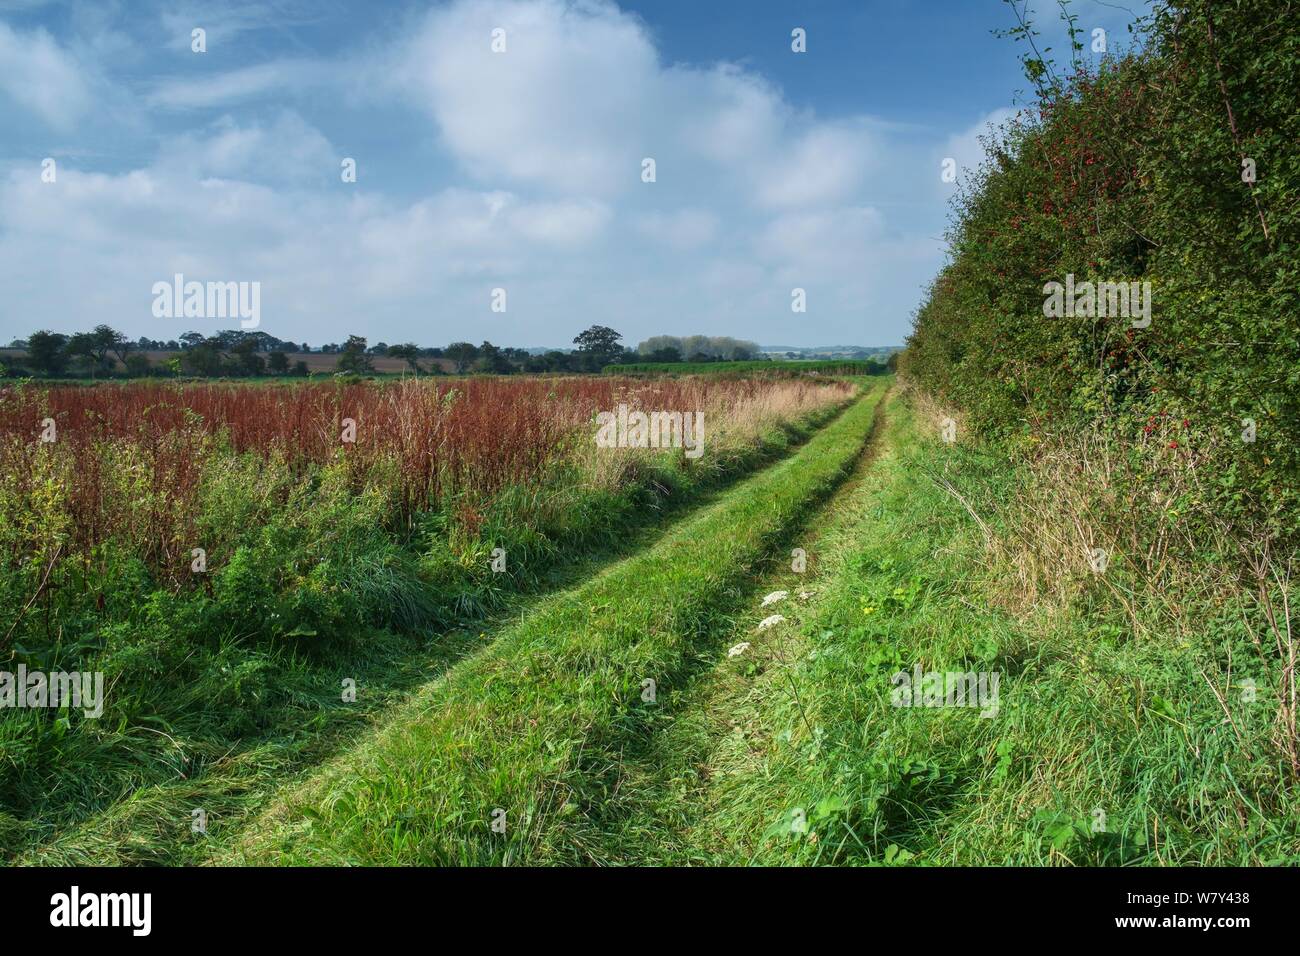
[0,20,92,129]
[156,111,335,183]
[0,0,986,347]
[0,111,615,340]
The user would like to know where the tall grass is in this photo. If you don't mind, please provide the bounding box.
[215,383,887,865]
[0,373,858,861]
[674,388,1299,865]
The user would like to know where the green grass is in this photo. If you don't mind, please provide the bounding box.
[604,360,885,377]
[210,381,888,864]
[615,390,1299,865]
[5,388,860,865]
[19,381,1293,867]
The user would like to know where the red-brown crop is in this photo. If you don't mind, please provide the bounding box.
[0,375,849,574]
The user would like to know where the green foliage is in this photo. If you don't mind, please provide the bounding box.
[0,380,857,862]
[904,1,1300,542]
[208,385,888,864]
[606,360,885,377]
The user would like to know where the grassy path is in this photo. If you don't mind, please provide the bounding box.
[15,393,860,866]
[633,390,1300,865]
[570,392,897,863]
[212,381,888,864]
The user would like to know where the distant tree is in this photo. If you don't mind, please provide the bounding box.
[179,332,205,350]
[638,334,760,361]
[227,337,263,375]
[268,350,290,374]
[89,324,130,367]
[180,338,225,376]
[444,341,478,373]
[573,325,623,369]
[292,360,310,376]
[66,332,109,376]
[646,346,682,363]
[124,353,152,377]
[26,330,69,377]
[242,331,272,352]
[387,343,423,374]
[472,341,515,374]
[336,335,374,374]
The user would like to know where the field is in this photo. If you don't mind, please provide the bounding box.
[604,359,885,377]
[1,367,1296,866]
[0,348,453,376]
[5,372,1293,866]
[0,371,861,860]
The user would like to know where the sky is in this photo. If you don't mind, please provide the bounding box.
[0,0,1153,350]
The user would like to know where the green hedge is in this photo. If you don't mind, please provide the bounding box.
[903,1,1299,543]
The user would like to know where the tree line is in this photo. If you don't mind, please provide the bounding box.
[1,324,763,379]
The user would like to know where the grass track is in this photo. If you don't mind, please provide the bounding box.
[569,393,898,863]
[214,381,888,864]
[641,391,1300,865]
[13,387,864,866]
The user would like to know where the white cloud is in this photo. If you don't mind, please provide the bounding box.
[754,207,888,278]
[392,0,658,196]
[0,0,973,348]
[157,112,335,183]
[0,110,614,342]
[0,21,92,129]
[148,61,326,109]
[754,124,878,209]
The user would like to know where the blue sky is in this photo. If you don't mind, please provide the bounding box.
[0,0,1151,349]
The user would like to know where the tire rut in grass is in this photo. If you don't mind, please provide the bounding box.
[569,391,896,864]
[211,384,888,865]
[17,400,863,867]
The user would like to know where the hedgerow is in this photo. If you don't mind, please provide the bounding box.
[903,0,1299,543]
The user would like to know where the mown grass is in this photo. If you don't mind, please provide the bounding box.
[641,389,1299,865]
[211,382,888,864]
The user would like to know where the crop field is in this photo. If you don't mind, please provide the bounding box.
[0,371,865,861]
[603,359,888,377]
[1,1,1297,930]
[8,371,1292,872]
